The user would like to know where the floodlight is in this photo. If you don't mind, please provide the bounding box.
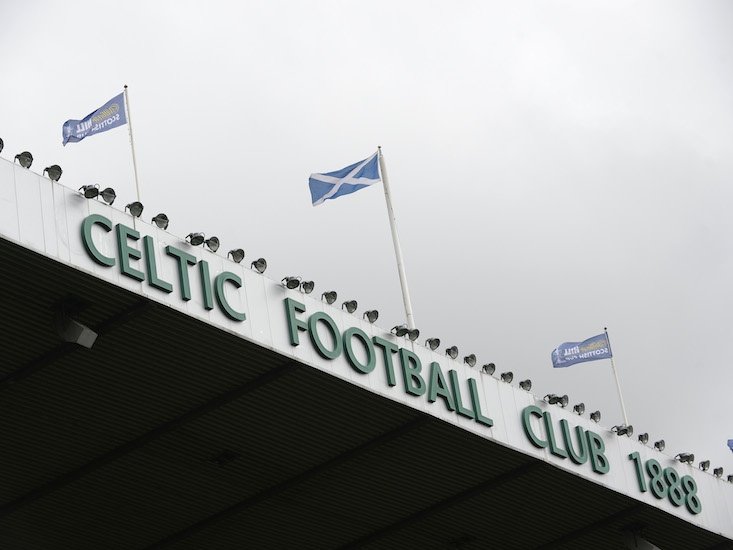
[282,276,301,289]
[573,403,585,415]
[713,467,724,478]
[519,379,532,391]
[363,310,379,323]
[228,249,245,263]
[342,300,357,313]
[79,184,99,199]
[675,453,695,465]
[425,338,440,351]
[14,151,33,168]
[727,475,733,483]
[0,137,3,153]
[251,258,267,273]
[54,308,98,349]
[654,440,665,452]
[125,201,144,218]
[407,328,420,341]
[100,187,116,205]
[392,324,409,337]
[590,410,601,423]
[481,363,495,375]
[638,433,649,445]
[500,372,513,383]
[152,213,169,229]
[612,425,633,437]
[43,164,62,181]
[321,291,337,305]
[464,354,476,367]
[544,394,568,406]
[204,236,220,252]
[186,232,206,246]
[445,346,458,360]
[300,280,314,294]
[699,460,710,471]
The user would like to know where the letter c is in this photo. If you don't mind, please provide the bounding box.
[522,405,549,448]
[81,214,115,266]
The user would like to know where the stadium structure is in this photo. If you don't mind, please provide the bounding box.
[0,153,732,549]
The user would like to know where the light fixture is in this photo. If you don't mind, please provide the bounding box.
[407,328,419,341]
[464,354,476,367]
[590,410,601,423]
[228,249,245,263]
[251,258,267,273]
[100,187,116,205]
[0,137,3,153]
[654,440,665,452]
[675,453,695,465]
[282,276,301,290]
[14,151,33,168]
[500,372,513,383]
[573,403,585,415]
[363,310,379,323]
[204,236,220,252]
[699,460,710,471]
[544,394,568,407]
[321,291,337,305]
[300,280,314,294]
[392,324,409,337]
[79,184,99,199]
[713,467,724,478]
[125,201,144,218]
[728,475,733,483]
[612,424,633,437]
[519,379,532,391]
[43,164,62,181]
[445,346,458,360]
[481,363,495,375]
[425,338,440,351]
[152,213,169,229]
[54,306,98,349]
[186,232,206,246]
[342,300,357,313]
[638,433,649,445]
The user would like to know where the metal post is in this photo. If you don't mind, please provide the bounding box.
[378,147,416,329]
[123,85,142,203]
[606,328,629,426]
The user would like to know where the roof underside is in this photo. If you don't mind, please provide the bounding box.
[1,238,730,550]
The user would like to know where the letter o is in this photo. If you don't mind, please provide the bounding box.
[343,327,375,373]
[308,312,342,360]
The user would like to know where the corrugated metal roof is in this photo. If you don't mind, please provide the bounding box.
[1,237,731,550]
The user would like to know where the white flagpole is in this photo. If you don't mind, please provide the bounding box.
[377,146,416,329]
[123,85,142,203]
[605,328,629,426]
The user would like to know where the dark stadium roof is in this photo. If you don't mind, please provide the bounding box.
[1,237,731,550]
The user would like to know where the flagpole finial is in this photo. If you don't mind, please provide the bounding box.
[124,84,128,89]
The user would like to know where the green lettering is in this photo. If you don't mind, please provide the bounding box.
[586,430,610,474]
[521,405,548,448]
[308,312,342,360]
[427,362,455,411]
[343,327,375,373]
[284,298,307,346]
[399,348,425,396]
[116,224,144,281]
[166,245,196,300]
[449,370,474,419]
[81,214,115,267]
[143,236,172,293]
[373,337,398,387]
[214,272,246,321]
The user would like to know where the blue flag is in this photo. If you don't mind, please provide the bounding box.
[728,439,733,453]
[552,333,612,368]
[62,93,127,146]
[309,152,380,206]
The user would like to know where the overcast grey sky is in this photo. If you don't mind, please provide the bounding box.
[2,1,733,471]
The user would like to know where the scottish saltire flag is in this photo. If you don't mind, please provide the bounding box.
[62,93,127,146]
[309,152,380,206]
[551,333,612,368]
